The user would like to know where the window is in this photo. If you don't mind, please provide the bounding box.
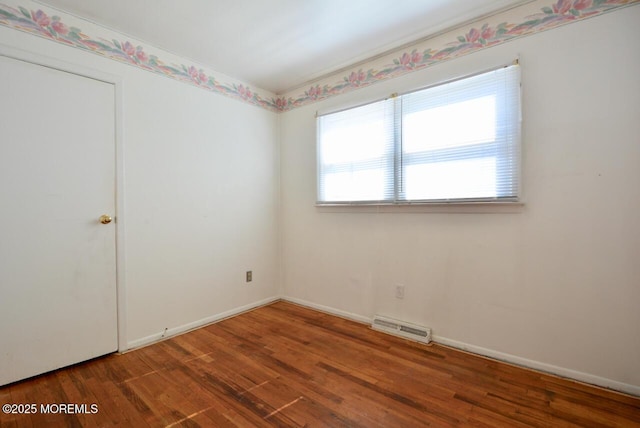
[317,63,521,204]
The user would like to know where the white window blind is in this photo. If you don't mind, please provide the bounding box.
[317,63,521,205]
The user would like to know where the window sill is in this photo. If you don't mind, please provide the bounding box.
[315,201,525,214]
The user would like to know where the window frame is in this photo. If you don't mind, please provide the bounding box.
[316,62,522,206]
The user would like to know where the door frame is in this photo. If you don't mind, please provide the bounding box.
[0,44,128,352]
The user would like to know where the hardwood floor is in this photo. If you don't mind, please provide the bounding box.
[1,301,639,427]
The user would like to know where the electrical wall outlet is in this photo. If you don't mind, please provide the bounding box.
[395,284,405,299]
[246,271,252,282]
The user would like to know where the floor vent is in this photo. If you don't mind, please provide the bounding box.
[372,315,432,344]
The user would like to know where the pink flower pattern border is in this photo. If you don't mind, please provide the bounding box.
[0,4,278,111]
[1,0,638,112]
[282,0,639,111]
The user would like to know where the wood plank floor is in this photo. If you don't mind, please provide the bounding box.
[1,301,639,427]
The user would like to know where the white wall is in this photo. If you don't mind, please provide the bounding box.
[0,24,280,348]
[280,7,640,393]
[2,0,639,395]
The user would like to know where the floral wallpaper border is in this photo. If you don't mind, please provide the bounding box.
[0,1,280,111]
[1,0,638,113]
[280,0,639,111]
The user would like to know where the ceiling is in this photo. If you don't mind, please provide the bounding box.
[37,0,531,94]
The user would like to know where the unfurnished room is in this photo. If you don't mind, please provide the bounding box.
[1,0,639,426]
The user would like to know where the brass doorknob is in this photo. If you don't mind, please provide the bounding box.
[99,215,113,224]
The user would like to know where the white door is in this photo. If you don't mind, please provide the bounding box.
[0,54,118,386]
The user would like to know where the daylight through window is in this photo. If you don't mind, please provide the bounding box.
[317,63,521,204]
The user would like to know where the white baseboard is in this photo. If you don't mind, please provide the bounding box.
[434,336,640,397]
[281,296,372,324]
[281,296,640,397]
[125,295,640,397]
[126,296,280,350]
